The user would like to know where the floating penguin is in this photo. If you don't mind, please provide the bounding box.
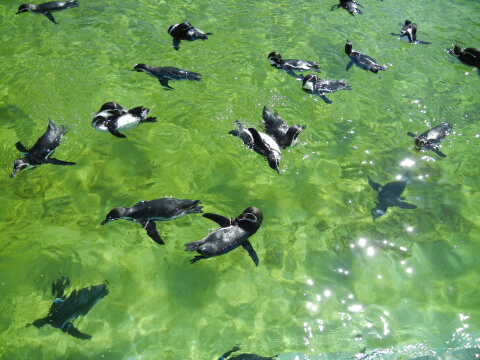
[102,198,203,245]
[16,0,79,25]
[167,20,213,51]
[393,20,431,45]
[92,102,157,138]
[11,119,75,178]
[229,120,282,175]
[407,121,452,158]
[184,207,263,266]
[446,45,480,68]
[267,52,320,79]
[132,63,202,90]
[331,0,363,15]
[262,106,305,148]
[345,40,386,74]
[367,175,417,220]
[301,74,351,104]
[219,346,278,360]
[26,277,109,340]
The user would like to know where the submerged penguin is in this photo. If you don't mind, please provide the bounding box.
[229,120,282,175]
[267,52,320,78]
[92,102,157,138]
[368,175,417,220]
[345,40,386,74]
[446,45,480,68]
[301,74,351,104]
[167,20,212,51]
[262,106,306,148]
[393,20,431,45]
[11,119,75,178]
[331,0,363,15]
[16,0,79,25]
[407,121,452,158]
[219,346,278,360]
[102,198,203,245]
[26,277,109,340]
[132,63,202,90]
[184,207,263,266]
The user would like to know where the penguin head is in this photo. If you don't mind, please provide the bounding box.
[133,64,148,73]
[288,124,306,141]
[414,136,427,149]
[101,207,125,224]
[302,74,318,91]
[11,158,30,178]
[267,52,282,66]
[345,40,353,55]
[17,4,35,13]
[236,207,263,232]
[453,45,462,56]
[266,153,281,174]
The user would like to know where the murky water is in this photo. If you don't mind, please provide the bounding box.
[1,0,480,359]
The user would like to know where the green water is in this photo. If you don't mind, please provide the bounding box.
[1,0,480,358]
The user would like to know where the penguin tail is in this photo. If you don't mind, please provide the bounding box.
[184,241,200,252]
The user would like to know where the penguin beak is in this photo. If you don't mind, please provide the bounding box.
[101,219,111,225]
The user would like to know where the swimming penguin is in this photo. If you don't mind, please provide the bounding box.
[92,102,157,138]
[132,63,202,90]
[101,198,203,245]
[331,0,363,15]
[301,74,351,104]
[367,175,417,220]
[267,52,320,79]
[393,20,431,45]
[11,119,75,178]
[262,106,306,148]
[219,346,278,360]
[167,20,213,51]
[229,120,282,175]
[16,0,79,25]
[407,121,452,158]
[26,277,109,340]
[184,207,263,266]
[345,40,386,74]
[446,45,480,68]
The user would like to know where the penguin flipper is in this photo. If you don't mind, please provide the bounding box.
[247,128,269,154]
[107,121,127,138]
[46,158,76,166]
[432,147,446,158]
[139,220,165,245]
[367,176,381,191]
[396,201,417,210]
[406,132,416,138]
[219,346,241,359]
[44,11,58,25]
[330,4,341,10]
[140,117,157,123]
[190,255,207,264]
[346,61,354,72]
[319,95,333,104]
[61,322,91,340]
[159,78,174,90]
[172,39,181,51]
[242,241,259,266]
[202,213,231,227]
[15,142,29,153]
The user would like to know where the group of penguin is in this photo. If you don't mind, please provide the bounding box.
[12,0,480,354]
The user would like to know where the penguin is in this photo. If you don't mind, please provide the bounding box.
[345,40,386,74]
[167,20,213,51]
[219,346,278,360]
[92,102,157,138]
[132,63,202,90]
[11,119,75,178]
[262,106,306,148]
[367,175,417,220]
[101,198,203,245]
[393,20,431,45]
[26,277,109,340]
[407,121,452,158]
[331,0,363,15]
[267,52,320,78]
[229,120,282,175]
[16,0,79,25]
[184,207,263,266]
[446,45,480,68]
[301,74,351,104]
